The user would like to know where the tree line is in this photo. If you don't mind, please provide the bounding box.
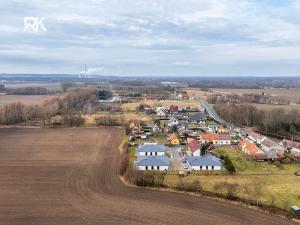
[214,104,300,140]
[208,93,292,105]
[0,88,97,126]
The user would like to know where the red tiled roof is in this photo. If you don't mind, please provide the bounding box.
[282,139,300,149]
[219,133,230,140]
[188,140,201,153]
[169,105,179,113]
[239,140,261,155]
[253,152,268,161]
[261,138,277,148]
[248,131,264,141]
[201,133,220,142]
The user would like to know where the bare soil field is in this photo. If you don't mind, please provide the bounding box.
[0,127,297,225]
[0,94,63,106]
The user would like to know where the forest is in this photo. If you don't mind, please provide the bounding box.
[214,104,300,141]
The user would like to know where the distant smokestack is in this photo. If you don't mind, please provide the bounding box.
[85,64,87,78]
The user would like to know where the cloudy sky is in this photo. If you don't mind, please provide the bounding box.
[0,0,300,76]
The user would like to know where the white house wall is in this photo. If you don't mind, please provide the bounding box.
[220,140,231,145]
[192,150,201,156]
[138,152,165,156]
[190,166,222,171]
[137,166,169,171]
[213,140,220,145]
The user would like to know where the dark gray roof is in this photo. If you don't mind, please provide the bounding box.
[188,113,207,122]
[138,144,166,152]
[187,155,222,167]
[136,156,170,166]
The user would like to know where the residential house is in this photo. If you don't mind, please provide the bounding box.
[281,139,300,157]
[156,107,168,118]
[173,112,189,120]
[177,92,193,100]
[188,112,207,124]
[247,131,265,144]
[207,124,220,133]
[136,156,170,171]
[200,133,220,145]
[152,123,160,133]
[137,143,166,156]
[186,155,223,171]
[169,105,179,114]
[219,134,231,145]
[188,139,201,156]
[169,133,180,145]
[166,116,179,127]
[177,122,188,134]
[177,93,184,100]
[140,133,147,139]
[218,125,229,134]
[261,138,285,158]
[178,106,187,112]
[239,140,268,161]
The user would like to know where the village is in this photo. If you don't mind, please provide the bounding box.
[126,92,300,174]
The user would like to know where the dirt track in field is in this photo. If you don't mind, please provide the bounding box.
[0,128,297,225]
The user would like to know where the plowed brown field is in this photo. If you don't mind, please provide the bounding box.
[0,128,296,225]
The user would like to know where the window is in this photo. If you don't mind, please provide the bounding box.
[200,166,202,170]
[206,166,208,170]
[157,166,160,170]
[212,166,214,170]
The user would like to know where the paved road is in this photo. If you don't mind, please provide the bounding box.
[0,128,297,225]
[168,146,186,170]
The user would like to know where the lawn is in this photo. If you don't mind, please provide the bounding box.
[213,147,300,175]
[128,145,136,168]
[163,147,300,211]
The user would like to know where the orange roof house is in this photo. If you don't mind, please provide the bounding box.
[169,133,180,145]
[239,140,267,161]
[200,133,220,142]
[239,140,261,155]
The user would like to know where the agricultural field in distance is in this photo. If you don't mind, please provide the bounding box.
[0,94,63,106]
[213,88,300,103]
[3,82,62,91]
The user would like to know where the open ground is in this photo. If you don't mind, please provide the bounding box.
[0,94,63,106]
[0,127,297,225]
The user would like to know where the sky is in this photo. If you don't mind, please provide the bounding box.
[0,0,300,76]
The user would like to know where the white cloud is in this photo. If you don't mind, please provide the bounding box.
[80,66,104,75]
[1,0,300,75]
[295,0,300,9]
